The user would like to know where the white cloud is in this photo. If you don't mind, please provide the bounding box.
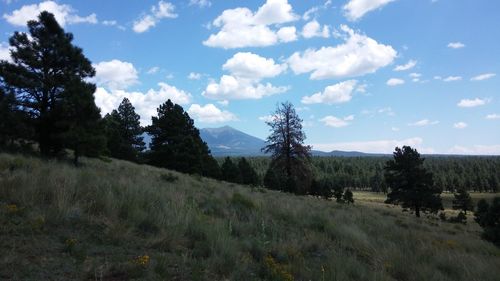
[222,52,286,80]
[391,127,399,132]
[92,60,139,91]
[189,0,211,8]
[408,119,439,127]
[277,26,298,42]
[320,115,354,128]
[94,83,191,126]
[147,66,160,74]
[434,76,442,80]
[204,52,288,100]
[203,75,288,100]
[447,42,465,49]
[343,0,396,21]
[288,25,396,79]
[102,20,117,26]
[409,72,421,78]
[188,104,237,123]
[486,114,500,120]
[203,0,298,48]
[133,1,177,33]
[188,72,202,80]
[301,80,357,104]
[302,20,330,38]
[471,73,496,81]
[259,114,278,122]
[0,42,12,62]
[386,78,405,86]
[457,98,489,108]
[453,122,467,129]
[303,0,332,21]
[443,76,462,82]
[449,145,500,155]
[393,59,417,71]
[3,1,98,26]
[312,137,428,154]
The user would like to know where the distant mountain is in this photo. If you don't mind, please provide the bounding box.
[199,126,267,156]
[144,126,386,157]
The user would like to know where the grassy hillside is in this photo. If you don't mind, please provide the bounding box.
[1,153,499,280]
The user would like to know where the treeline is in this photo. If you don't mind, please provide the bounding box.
[241,156,500,193]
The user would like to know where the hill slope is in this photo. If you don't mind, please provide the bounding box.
[0,153,499,280]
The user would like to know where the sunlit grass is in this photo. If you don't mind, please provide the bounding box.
[1,153,499,280]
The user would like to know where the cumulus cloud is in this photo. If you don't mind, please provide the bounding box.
[471,73,496,81]
[312,137,428,154]
[453,122,467,129]
[222,52,287,80]
[92,60,139,91]
[301,80,358,104]
[447,42,465,49]
[486,114,500,120]
[277,26,298,42]
[133,1,177,33]
[188,104,237,123]
[94,83,191,125]
[393,59,417,71]
[302,20,330,38]
[443,76,462,82]
[343,0,396,21]
[457,98,489,108]
[203,0,299,48]
[189,0,211,8]
[203,52,288,100]
[449,145,500,155]
[188,72,202,80]
[3,1,98,26]
[386,78,404,86]
[408,119,439,127]
[288,25,396,80]
[320,115,354,128]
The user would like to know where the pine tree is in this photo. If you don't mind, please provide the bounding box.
[262,102,312,194]
[0,84,31,147]
[238,157,259,186]
[343,189,354,204]
[0,12,97,157]
[146,99,219,178]
[452,189,474,215]
[384,146,443,217]
[221,157,241,183]
[474,198,500,246]
[104,98,144,161]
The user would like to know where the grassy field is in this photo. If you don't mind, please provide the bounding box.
[1,153,499,280]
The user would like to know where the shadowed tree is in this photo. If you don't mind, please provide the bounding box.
[146,99,220,178]
[0,82,32,147]
[238,157,259,186]
[0,12,97,157]
[474,198,500,246]
[384,146,443,217]
[452,189,474,215]
[343,189,354,204]
[262,102,313,194]
[221,157,241,183]
[103,98,145,161]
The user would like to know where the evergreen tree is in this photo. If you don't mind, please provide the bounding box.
[0,12,96,157]
[310,178,333,199]
[343,189,354,204]
[221,157,241,183]
[0,84,31,147]
[262,102,313,194]
[474,198,500,246]
[384,146,443,217]
[238,157,259,186]
[104,98,145,161]
[333,185,344,203]
[452,189,474,215]
[146,99,219,178]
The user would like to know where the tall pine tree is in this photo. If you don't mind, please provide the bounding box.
[146,99,220,178]
[0,12,98,157]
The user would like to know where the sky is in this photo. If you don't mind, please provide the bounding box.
[1,0,499,154]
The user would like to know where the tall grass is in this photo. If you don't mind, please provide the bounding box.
[1,153,499,280]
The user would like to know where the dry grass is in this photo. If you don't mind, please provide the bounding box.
[1,153,499,280]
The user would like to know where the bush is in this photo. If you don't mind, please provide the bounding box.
[474,198,500,246]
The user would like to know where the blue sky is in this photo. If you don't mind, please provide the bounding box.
[1,0,499,154]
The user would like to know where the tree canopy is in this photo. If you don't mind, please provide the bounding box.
[262,102,313,194]
[146,99,220,178]
[384,146,443,217]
